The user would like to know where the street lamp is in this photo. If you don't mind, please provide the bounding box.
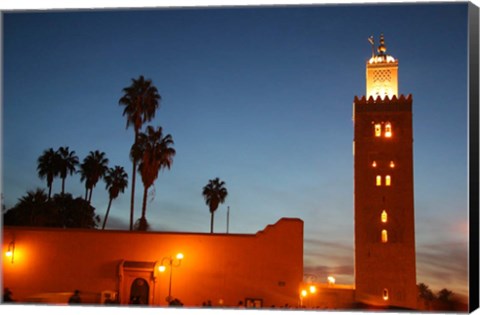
[327,276,336,285]
[300,289,308,307]
[158,253,184,302]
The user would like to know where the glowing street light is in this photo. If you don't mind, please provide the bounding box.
[327,276,336,285]
[5,240,15,263]
[158,253,184,302]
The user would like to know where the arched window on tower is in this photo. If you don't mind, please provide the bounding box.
[385,122,392,138]
[374,124,382,137]
[383,289,389,301]
[381,230,388,243]
[381,210,388,223]
[376,175,382,186]
[385,175,391,186]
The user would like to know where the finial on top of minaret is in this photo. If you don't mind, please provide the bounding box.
[377,34,387,55]
[367,34,395,64]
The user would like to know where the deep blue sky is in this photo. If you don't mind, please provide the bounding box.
[2,2,469,296]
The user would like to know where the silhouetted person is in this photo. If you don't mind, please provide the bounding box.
[3,288,14,302]
[169,298,183,307]
[68,290,81,304]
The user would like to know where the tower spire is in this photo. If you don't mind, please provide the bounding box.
[377,34,387,55]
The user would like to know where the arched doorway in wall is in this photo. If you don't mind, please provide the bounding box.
[118,260,158,305]
[130,277,149,305]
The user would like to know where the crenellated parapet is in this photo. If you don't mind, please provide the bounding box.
[354,94,412,112]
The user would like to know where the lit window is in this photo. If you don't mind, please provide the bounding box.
[385,175,391,186]
[383,289,389,300]
[375,124,382,137]
[385,123,392,137]
[381,230,388,243]
[390,161,395,168]
[381,210,387,223]
[372,161,377,167]
[376,175,382,186]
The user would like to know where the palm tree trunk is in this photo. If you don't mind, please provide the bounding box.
[61,177,66,195]
[130,159,137,230]
[85,187,89,201]
[142,185,148,221]
[102,198,113,230]
[88,187,93,204]
[48,184,52,200]
[210,212,214,233]
[129,132,138,231]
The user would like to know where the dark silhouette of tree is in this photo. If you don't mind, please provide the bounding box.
[37,148,60,199]
[3,188,49,226]
[436,288,455,310]
[3,191,99,228]
[135,126,175,231]
[437,288,453,303]
[79,150,109,203]
[102,166,128,230]
[57,146,79,195]
[202,177,228,233]
[134,217,150,231]
[417,283,434,310]
[119,75,161,231]
[53,193,100,228]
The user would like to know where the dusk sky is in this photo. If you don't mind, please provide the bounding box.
[1,1,470,297]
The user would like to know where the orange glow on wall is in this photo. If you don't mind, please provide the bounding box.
[390,161,395,168]
[372,161,377,167]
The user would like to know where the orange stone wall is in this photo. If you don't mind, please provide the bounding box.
[2,218,303,307]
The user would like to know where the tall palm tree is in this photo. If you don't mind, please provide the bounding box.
[79,150,109,203]
[136,125,175,231]
[57,146,79,195]
[37,148,60,199]
[119,75,161,231]
[202,177,228,233]
[102,166,128,230]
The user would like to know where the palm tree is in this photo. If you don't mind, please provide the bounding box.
[37,148,60,199]
[119,75,161,231]
[57,146,79,195]
[136,125,175,231]
[15,188,49,226]
[79,150,109,203]
[202,177,228,233]
[102,166,128,229]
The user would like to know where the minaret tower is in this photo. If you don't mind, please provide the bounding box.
[353,35,417,309]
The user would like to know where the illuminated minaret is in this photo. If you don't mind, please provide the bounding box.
[353,35,417,309]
